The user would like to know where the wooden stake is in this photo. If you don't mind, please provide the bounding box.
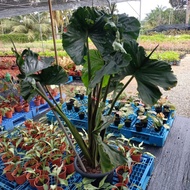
[48,0,63,103]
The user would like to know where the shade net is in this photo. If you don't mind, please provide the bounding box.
[149,24,190,32]
[0,0,128,19]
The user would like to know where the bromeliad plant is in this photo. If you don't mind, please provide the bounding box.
[12,6,177,174]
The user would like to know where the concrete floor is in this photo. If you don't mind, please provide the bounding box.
[146,115,190,190]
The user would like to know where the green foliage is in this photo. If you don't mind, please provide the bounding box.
[0,33,32,43]
[75,175,115,190]
[38,51,68,57]
[143,6,185,29]
[149,51,180,62]
[140,34,190,42]
[13,6,177,175]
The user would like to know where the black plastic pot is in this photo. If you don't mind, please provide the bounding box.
[74,156,114,188]
[66,102,73,110]
[75,93,80,98]
[69,99,75,105]
[154,126,162,132]
[114,106,120,111]
[125,119,132,128]
[114,118,120,126]
[141,120,148,128]
[79,94,84,100]
[74,106,80,112]
[163,111,170,118]
[78,112,85,119]
[135,122,143,132]
[155,106,162,113]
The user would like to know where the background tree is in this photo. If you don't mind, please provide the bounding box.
[143,6,171,29]
[169,0,190,23]
[169,0,187,8]
[52,10,64,39]
[142,6,186,31]
[0,12,51,41]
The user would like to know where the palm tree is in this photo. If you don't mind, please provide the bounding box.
[52,10,64,39]
[144,6,172,28]
[52,9,73,38]
[0,13,51,41]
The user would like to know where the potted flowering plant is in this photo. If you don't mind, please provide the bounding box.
[12,5,177,187]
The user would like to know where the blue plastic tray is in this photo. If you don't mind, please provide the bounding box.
[0,154,154,190]
[65,76,73,84]
[46,100,88,129]
[30,94,63,117]
[1,111,33,131]
[30,103,50,118]
[108,111,175,147]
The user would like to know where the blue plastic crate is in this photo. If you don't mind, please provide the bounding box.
[50,94,60,103]
[30,93,63,118]
[107,114,137,136]
[119,114,175,147]
[73,96,88,107]
[106,111,175,147]
[71,119,88,130]
[112,154,154,190]
[30,103,50,117]
[1,111,33,131]
[0,154,154,190]
[46,102,88,129]
[65,76,73,84]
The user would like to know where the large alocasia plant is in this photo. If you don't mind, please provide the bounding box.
[13,6,177,173]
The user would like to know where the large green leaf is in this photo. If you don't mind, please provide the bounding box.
[62,7,140,65]
[62,7,106,65]
[20,77,37,102]
[82,50,105,88]
[102,81,124,97]
[17,49,54,76]
[118,14,140,40]
[89,52,131,88]
[118,41,177,105]
[39,65,68,85]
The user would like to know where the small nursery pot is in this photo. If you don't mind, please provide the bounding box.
[154,125,162,132]
[141,120,148,128]
[130,148,142,162]
[135,122,143,132]
[124,119,132,128]
[66,102,73,110]
[155,106,162,113]
[78,112,85,119]
[114,117,121,126]
[74,106,80,112]
[79,94,84,100]
[115,165,132,184]
[34,175,50,190]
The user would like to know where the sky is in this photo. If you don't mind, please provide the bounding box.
[117,0,172,20]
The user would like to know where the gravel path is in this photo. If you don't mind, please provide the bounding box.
[123,54,190,118]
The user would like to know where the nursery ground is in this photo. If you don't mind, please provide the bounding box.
[146,116,190,190]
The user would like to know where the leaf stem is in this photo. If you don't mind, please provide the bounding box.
[108,76,134,115]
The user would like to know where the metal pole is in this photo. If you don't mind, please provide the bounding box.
[186,0,190,24]
[139,0,141,22]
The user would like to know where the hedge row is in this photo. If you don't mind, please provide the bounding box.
[0,33,33,43]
